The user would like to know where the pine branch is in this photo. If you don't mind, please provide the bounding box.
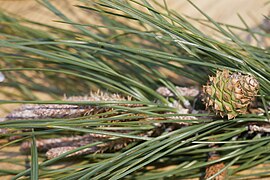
[0,0,269,179]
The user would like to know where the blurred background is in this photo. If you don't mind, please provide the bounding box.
[0,0,268,28]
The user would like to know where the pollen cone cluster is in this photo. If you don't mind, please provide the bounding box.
[202,70,259,119]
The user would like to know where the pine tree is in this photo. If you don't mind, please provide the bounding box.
[0,0,269,179]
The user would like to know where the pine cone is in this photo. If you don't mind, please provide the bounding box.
[202,70,259,119]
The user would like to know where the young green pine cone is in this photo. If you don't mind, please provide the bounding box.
[202,70,259,119]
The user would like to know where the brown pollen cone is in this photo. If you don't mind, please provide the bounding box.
[205,155,226,180]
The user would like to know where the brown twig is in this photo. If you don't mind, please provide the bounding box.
[6,91,130,120]
[2,89,198,159]
[249,124,270,133]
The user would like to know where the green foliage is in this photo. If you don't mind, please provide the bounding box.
[0,0,269,179]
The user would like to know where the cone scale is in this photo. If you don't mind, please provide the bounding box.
[202,70,259,119]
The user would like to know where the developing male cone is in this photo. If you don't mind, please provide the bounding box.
[202,70,259,119]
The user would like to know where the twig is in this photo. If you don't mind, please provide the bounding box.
[248,124,270,133]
